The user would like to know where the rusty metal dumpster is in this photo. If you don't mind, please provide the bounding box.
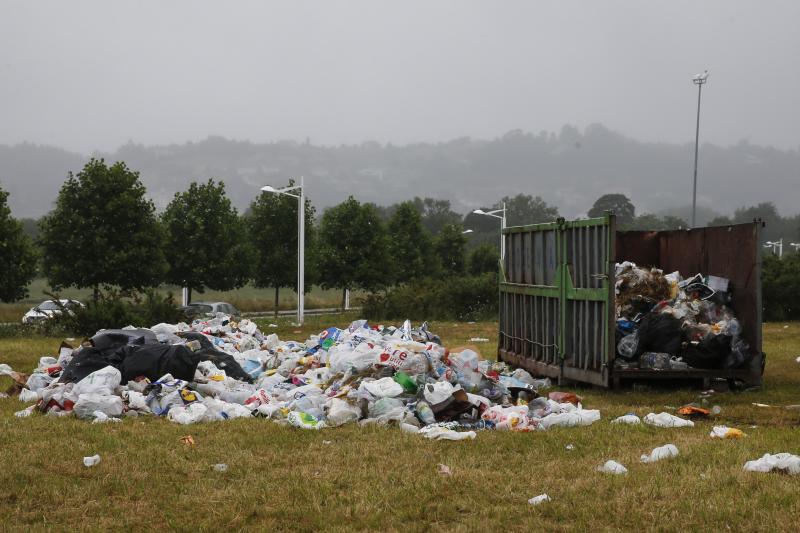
[498,214,764,388]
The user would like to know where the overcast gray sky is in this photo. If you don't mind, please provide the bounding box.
[1,1,798,153]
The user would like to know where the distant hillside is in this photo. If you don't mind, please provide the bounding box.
[1,124,798,222]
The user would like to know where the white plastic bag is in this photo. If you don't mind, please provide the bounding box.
[743,453,800,474]
[643,412,694,428]
[19,388,39,403]
[167,402,209,425]
[641,444,679,463]
[612,414,641,425]
[597,460,628,474]
[326,398,361,427]
[73,366,122,397]
[74,393,124,419]
[539,409,601,429]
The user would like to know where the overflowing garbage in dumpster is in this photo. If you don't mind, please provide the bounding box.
[614,262,751,371]
[1,317,609,434]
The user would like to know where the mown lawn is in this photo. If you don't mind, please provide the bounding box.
[0,320,798,532]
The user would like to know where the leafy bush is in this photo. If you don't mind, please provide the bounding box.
[762,253,800,321]
[362,274,498,322]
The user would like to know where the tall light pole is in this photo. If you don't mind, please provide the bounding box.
[261,177,305,325]
[790,242,800,253]
[473,202,507,259]
[691,69,709,228]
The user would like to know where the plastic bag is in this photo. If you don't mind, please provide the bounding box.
[640,444,679,463]
[538,409,600,429]
[611,414,641,425]
[73,366,122,397]
[74,393,124,419]
[168,403,209,425]
[643,412,694,428]
[743,453,800,474]
[597,460,628,474]
[326,398,361,427]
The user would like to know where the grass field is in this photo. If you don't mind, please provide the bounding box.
[0,279,362,322]
[0,320,799,531]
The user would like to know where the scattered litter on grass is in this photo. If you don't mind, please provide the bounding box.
[469,337,489,343]
[213,463,228,472]
[83,454,101,467]
[612,414,641,425]
[438,463,452,476]
[528,494,551,505]
[565,444,575,450]
[743,453,800,474]
[752,403,771,408]
[268,324,278,328]
[643,412,694,428]
[785,405,800,410]
[709,426,745,439]
[641,444,679,463]
[180,435,195,446]
[597,460,628,475]
[0,392,8,399]
[322,440,332,445]
[3,318,595,439]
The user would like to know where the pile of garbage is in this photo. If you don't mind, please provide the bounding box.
[2,318,602,436]
[614,262,750,371]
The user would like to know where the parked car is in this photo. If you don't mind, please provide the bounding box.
[179,301,241,321]
[22,299,84,324]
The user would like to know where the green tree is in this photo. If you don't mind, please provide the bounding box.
[411,197,462,235]
[500,194,560,226]
[388,201,434,282]
[162,179,253,302]
[434,224,467,276]
[39,159,166,298]
[318,197,391,307]
[588,193,635,226]
[246,180,316,316]
[0,188,37,302]
[468,244,500,276]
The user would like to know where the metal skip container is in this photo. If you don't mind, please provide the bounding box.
[497,214,764,388]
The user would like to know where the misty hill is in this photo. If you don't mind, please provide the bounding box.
[1,124,798,223]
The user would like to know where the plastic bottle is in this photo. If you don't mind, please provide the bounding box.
[617,333,639,359]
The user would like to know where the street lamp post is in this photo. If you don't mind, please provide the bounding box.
[790,242,800,253]
[261,176,305,325]
[473,202,507,259]
[764,239,784,258]
[691,70,709,228]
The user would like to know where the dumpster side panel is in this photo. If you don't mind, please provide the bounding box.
[499,224,562,379]
[561,218,614,387]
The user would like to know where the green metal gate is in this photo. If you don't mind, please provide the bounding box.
[498,214,616,386]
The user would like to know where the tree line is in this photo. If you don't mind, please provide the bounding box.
[1,158,798,312]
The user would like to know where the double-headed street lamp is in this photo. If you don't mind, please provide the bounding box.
[261,177,305,325]
[473,202,507,260]
[764,239,783,258]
